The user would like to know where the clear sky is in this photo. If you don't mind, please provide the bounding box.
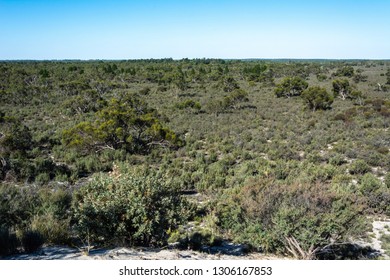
[0,0,389,59]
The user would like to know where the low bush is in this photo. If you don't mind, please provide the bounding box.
[349,160,370,175]
[216,177,366,259]
[30,214,70,245]
[0,183,38,230]
[72,163,191,247]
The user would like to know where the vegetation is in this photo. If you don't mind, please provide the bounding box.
[72,163,191,246]
[1,59,389,259]
[301,86,334,111]
[274,76,308,98]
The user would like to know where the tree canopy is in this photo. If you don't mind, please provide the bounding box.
[301,86,334,111]
[274,76,308,98]
[62,94,181,154]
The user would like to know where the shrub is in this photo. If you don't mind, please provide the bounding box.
[30,214,70,245]
[301,86,334,111]
[332,79,351,100]
[358,173,381,195]
[329,154,346,166]
[72,163,191,246]
[175,99,201,111]
[349,160,370,175]
[0,183,38,229]
[216,178,366,258]
[274,76,308,98]
[385,173,390,189]
[334,66,354,77]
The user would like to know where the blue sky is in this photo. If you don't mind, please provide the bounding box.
[0,0,389,59]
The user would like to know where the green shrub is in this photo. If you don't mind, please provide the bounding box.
[359,173,381,195]
[334,66,354,77]
[72,163,191,246]
[0,184,38,229]
[301,86,334,111]
[216,178,366,258]
[30,214,70,245]
[349,160,370,175]
[175,99,201,111]
[329,154,347,166]
[35,173,50,185]
[274,76,308,98]
[385,173,390,189]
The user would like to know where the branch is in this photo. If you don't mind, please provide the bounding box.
[285,236,318,260]
[95,144,115,153]
[147,139,172,149]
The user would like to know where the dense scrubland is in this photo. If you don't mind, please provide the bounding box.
[1,59,390,259]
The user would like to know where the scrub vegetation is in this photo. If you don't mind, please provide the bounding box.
[1,59,390,259]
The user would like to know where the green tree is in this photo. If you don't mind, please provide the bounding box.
[216,178,366,259]
[222,76,240,92]
[332,79,364,103]
[301,86,334,111]
[332,79,351,100]
[72,163,191,246]
[274,77,308,98]
[62,94,180,154]
[334,66,354,77]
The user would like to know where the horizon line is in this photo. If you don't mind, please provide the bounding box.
[1,57,390,62]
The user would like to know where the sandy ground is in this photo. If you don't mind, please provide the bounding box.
[4,245,286,260]
[354,218,390,259]
[366,219,390,259]
[4,219,389,260]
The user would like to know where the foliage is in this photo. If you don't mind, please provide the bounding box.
[301,86,334,111]
[216,177,366,258]
[1,59,390,259]
[221,76,240,92]
[0,183,38,229]
[387,68,390,85]
[72,163,191,246]
[332,79,364,103]
[175,99,201,111]
[332,79,351,100]
[274,76,308,98]
[349,160,370,175]
[207,89,249,114]
[334,66,355,77]
[62,93,181,155]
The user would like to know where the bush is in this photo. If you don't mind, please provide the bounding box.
[385,173,390,189]
[329,154,346,166]
[274,76,308,98]
[72,163,191,246]
[30,214,70,245]
[301,86,334,111]
[358,173,381,195]
[21,230,45,253]
[0,183,38,229]
[349,160,370,175]
[175,99,201,111]
[216,178,366,258]
[334,66,354,77]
